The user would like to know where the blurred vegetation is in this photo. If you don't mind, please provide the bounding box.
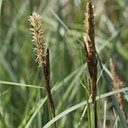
[0,0,128,128]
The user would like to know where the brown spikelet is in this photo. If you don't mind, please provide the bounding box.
[84,0,97,96]
[84,0,97,127]
[29,12,47,66]
[84,0,95,57]
[109,58,125,116]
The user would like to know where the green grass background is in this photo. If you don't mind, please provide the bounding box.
[0,0,128,128]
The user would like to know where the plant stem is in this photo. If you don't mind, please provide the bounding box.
[43,49,56,128]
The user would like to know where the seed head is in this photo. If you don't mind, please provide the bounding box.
[109,58,124,113]
[84,0,95,58]
[84,0,97,85]
[29,12,47,66]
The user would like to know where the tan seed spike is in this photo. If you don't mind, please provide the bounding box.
[28,12,47,66]
[109,58,125,115]
[28,12,56,127]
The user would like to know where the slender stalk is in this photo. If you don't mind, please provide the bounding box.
[43,49,56,119]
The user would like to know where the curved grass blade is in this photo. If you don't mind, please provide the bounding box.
[43,87,128,128]
[0,80,44,89]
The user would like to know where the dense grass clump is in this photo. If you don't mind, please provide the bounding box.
[0,0,128,128]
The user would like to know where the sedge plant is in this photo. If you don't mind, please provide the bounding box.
[28,12,56,128]
[84,0,97,127]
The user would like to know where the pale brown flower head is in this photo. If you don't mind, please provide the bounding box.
[29,12,47,66]
[109,58,124,114]
[109,58,123,89]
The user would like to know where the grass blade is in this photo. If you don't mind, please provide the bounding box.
[43,87,128,128]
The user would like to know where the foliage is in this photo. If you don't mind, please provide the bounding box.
[0,0,128,128]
